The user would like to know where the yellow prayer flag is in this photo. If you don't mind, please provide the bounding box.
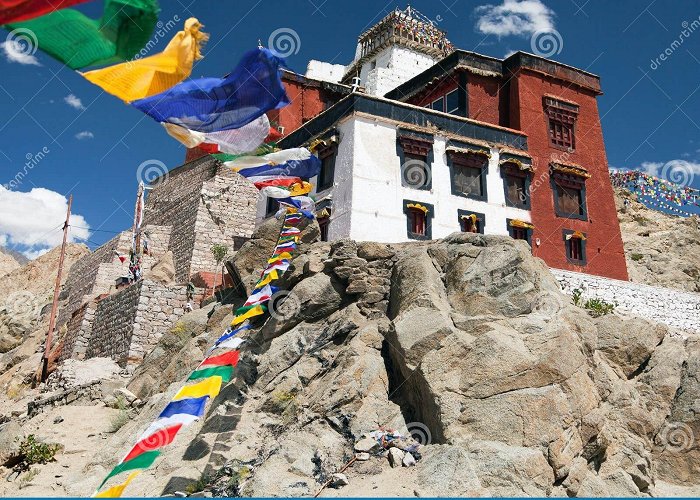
[268,253,292,263]
[254,271,278,289]
[231,304,265,326]
[81,18,209,103]
[172,375,222,401]
[289,181,313,196]
[93,472,140,498]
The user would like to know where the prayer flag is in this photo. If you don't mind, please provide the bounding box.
[268,252,292,263]
[9,0,159,70]
[93,471,140,498]
[81,18,208,102]
[230,149,321,181]
[254,270,278,289]
[172,376,222,401]
[210,336,245,352]
[188,365,233,383]
[123,424,182,462]
[201,350,239,368]
[131,48,289,132]
[215,323,251,344]
[99,451,160,489]
[158,395,208,419]
[0,0,90,24]
[245,284,276,306]
[142,414,199,437]
[162,114,269,154]
[231,304,266,326]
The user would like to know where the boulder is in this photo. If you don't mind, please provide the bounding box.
[145,251,176,284]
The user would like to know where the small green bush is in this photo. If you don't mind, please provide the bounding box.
[17,435,60,466]
[583,297,616,318]
[109,396,130,433]
[631,253,644,262]
[571,288,583,307]
[186,473,211,494]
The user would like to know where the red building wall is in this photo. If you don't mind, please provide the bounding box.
[467,73,501,125]
[510,68,628,280]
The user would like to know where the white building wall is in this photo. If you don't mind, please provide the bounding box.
[305,60,346,83]
[358,46,438,96]
[347,117,531,242]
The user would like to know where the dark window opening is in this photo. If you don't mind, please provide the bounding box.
[445,89,459,114]
[564,231,587,264]
[459,212,485,234]
[504,174,528,208]
[511,227,527,240]
[555,183,585,217]
[265,197,278,217]
[317,145,337,191]
[449,152,488,200]
[408,208,426,236]
[431,96,444,111]
[507,219,533,247]
[398,133,433,191]
[545,97,579,151]
[318,215,330,241]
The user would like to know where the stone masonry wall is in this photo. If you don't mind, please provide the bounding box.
[191,167,258,276]
[128,280,197,361]
[85,281,142,366]
[552,268,700,333]
[144,155,219,282]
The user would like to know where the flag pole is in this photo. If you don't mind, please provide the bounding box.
[40,194,72,382]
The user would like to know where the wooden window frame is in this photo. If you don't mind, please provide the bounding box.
[506,219,533,246]
[457,209,485,234]
[563,229,587,265]
[447,151,489,201]
[397,131,434,191]
[317,143,337,192]
[403,200,434,240]
[501,163,531,209]
[551,172,588,221]
[544,97,579,152]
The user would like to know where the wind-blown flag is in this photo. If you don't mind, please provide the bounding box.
[229,148,321,182]
[172,376,222,401]
[131,48,289,133]
[122,424,182,462]
[99,451,160,489]
[162,115,270,154]
[201,350,240,368]
[0,0,90,24]
[94,471,140,498]
[244,284,277,306]
[81,17,208,102]
[8,0,159,70]
[231,304,266,326]
[158,395,208,419]
[189,365,233,383]
[209,336,245,353]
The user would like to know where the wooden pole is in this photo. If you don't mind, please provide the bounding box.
[40,194,72,382]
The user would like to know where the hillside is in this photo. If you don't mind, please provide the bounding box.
[615,188,700,292]
[0,219,697,497]
[0,248,21,279]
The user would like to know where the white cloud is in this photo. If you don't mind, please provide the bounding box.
[75,131,94,140]
[0,40,41,66]
[475,0,555,37]
[0,185,90,259]
[64,94,85,111]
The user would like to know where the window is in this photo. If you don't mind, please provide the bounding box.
[445,89,459,114]
[507,219,533,246]
[458,210,485,234]
[556,184,583,215]
[448,150,489,201]
[564,230,587,264]
[431,96,444,112]
[505,175,527,207]
[403,200,433,240]
[398,131,433,190]
[551,163,589,220]
[265,197,278,217]
[544,97,579,151]
[317,145,337,191]
[318,212,330,241]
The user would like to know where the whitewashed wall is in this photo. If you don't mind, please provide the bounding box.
[552,268,700,333]
[359,46,437,96]
[347,116,531,242]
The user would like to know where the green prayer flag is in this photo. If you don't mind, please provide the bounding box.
[100,450,160,489]
[234,304,263,316]
[8,0,159,70]
[189,365,233,383]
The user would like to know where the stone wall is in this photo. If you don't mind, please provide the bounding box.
[85,281,142,365]
[552,268,700,333]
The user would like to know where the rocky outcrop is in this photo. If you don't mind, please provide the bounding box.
[1,233,699,497]
[616,188,700,292]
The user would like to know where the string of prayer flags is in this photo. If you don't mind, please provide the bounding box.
[81,17,208,102]
[8,0,159,70]
[162,115,270,154]
[0,0,90,24]
[94,210,308,497]
[131,48,289,133]
[228,148,321,182]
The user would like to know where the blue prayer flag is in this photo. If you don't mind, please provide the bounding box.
[132,48,289,133]
[159,395,209,418]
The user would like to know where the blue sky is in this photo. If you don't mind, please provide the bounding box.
[1,0,699,257]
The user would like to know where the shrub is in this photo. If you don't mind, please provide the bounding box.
[17,435,60,466]
[631,253,644,261]
[186,473,211,494]
[571,287,583,307]
[583,297,616,318]
[109,396,130,433]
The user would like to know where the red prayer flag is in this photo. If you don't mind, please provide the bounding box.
[0,0,91,24]
[201,350,239,368]
[123,424,182,462]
